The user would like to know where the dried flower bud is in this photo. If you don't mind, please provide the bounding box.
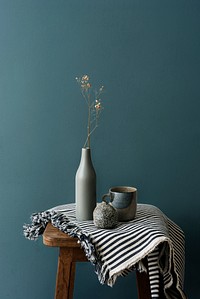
[99,86,104,92]
[82,75,89,82]
[95,102,101,110]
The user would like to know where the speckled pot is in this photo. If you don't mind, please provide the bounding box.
[93,201,118,229]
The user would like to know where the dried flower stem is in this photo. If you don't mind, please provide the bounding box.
[87,94,91,148]
[76,75,104,148]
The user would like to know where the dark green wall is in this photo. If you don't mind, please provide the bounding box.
[0,0,199,298]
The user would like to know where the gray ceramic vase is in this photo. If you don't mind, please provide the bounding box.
[75,147,96,221]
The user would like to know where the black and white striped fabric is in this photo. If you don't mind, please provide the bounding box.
[23,203,187,299]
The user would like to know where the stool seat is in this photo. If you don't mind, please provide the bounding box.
[43,223,151,299]
[43,223,82,248]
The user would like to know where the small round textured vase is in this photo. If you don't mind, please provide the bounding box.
[93,202,118,229]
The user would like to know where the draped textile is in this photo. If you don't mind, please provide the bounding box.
[23,203,187,299]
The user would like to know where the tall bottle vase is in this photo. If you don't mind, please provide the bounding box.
[75,147,96,221]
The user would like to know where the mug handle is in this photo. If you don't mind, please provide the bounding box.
[102,193,112,204]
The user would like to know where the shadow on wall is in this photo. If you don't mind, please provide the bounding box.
[74,263,138,299]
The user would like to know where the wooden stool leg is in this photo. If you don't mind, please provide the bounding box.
[54,248,76,299]
[136,258,151,299]
[68,262,76,299]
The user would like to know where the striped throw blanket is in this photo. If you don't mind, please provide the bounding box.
[23,203,187,299]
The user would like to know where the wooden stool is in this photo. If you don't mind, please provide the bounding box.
[43,223,151,299]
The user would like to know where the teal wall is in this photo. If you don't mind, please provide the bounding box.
[0,0,199,298]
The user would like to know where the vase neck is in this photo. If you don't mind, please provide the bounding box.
[80,147,92,163]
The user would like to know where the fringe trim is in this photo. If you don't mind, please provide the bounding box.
[23,210,102,276]
[23,210,56,240]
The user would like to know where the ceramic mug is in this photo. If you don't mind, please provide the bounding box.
[102,186,137,221]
